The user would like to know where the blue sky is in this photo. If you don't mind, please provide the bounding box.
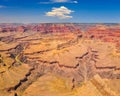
[0,0,120,23]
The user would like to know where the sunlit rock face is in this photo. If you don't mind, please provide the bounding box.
[85,24,120,49]
[16,26,26,32]
[0,23,120,96]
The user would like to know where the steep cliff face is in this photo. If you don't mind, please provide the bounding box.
[16,26,26,32]
[0,23,81,33]
[86,25,120,49]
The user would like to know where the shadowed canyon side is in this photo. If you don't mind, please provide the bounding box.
[0,23,120,96]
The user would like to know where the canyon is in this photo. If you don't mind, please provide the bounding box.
[0,23,120,96]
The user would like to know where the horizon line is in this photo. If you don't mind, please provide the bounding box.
[0,22,120,24]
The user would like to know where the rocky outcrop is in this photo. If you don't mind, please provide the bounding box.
[86,25,120,49]
[16,26,26,32]
[0,23,81,33]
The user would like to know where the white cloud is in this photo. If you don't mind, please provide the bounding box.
[51,0,78,3]
[51,0,69,3]
[46,6,74,19]
[0,5,7,8]
[38,0,78,4]
[73,1,78,3]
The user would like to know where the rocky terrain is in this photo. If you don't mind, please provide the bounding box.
[0,23,120,96]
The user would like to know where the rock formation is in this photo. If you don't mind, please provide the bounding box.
[0,23,120,96]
